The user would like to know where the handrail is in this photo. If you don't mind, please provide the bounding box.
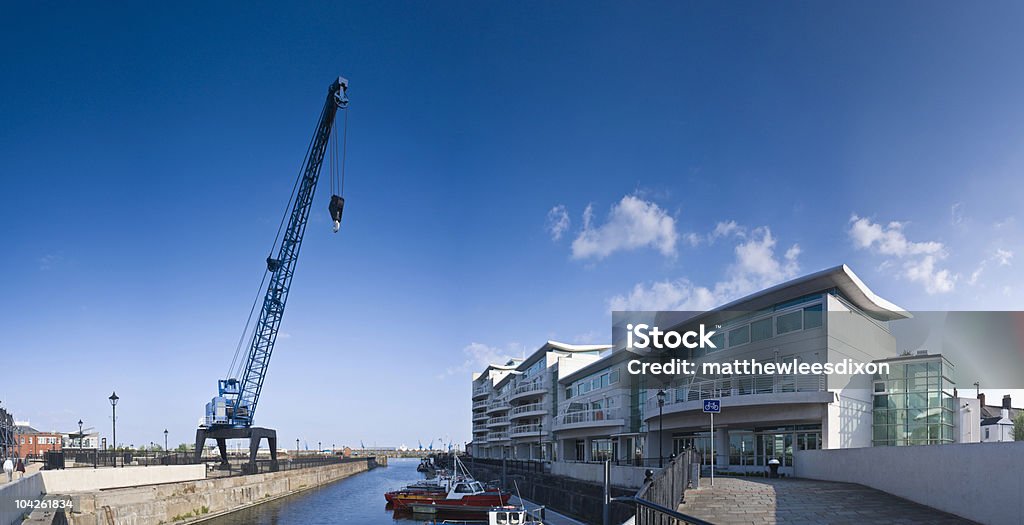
[649,373,826,409]
[610,496,715,525]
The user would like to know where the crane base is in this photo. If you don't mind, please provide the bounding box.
[194,426,278,474]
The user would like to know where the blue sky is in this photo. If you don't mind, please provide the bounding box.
[2,3,1022,449]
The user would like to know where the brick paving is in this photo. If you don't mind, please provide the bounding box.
[678,477,976,525]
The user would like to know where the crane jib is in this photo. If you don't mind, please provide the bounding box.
[204,77,348,430]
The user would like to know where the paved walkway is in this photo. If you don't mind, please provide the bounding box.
[678,477,976,525]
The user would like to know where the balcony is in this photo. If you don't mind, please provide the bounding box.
[509,380,549,402]
[472,399,488,410]
[488,431,509,442]
[486,416,511,428]
[510,424,544,438]
[473,412,489,422]
[485,400,510,414]
[553,408,624,431]
[509,403,548,420]
[472,385,490,400]
[647,373,827,413]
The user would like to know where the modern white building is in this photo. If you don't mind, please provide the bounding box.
[470,341,610,459]
[469,265,983,477]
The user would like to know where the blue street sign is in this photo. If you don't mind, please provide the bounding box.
[703,399,721,413]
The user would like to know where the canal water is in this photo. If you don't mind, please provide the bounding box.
[204,457,428,524]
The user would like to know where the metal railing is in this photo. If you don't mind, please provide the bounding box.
[510,403,547,416]
[511,380,548,397]
[555,407,621,426]
[486,400,510,413]
[509,424,542,436]
[472,399,489,410]
[650,373,826,410]
[463,456,548,474]
[487,416,511,427]
[607,449,709,525]
[488,432,509,441]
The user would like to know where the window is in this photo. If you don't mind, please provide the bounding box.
[776,310,802,335]
[728,325,750,347]
[751,318,772,342]
[874,382,885,393]
[609,369,620,384]
[708,331,725,351]
[565,387,573,400]
[985,428,990,440]
[803,304,823,329]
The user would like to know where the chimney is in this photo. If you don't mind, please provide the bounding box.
[978,392,986,407]
[1003,394,1012,410]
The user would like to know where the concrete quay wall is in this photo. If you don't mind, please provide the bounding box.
[60,458,380,525]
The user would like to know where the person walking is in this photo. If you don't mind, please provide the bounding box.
[16,457,26,479]
[2,457,13,482]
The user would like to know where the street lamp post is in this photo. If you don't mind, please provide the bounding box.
[657,389,666,468]
[164,429,168,455]
[296,438,300,457]
[78,420,83,451]
[109,392,119,467]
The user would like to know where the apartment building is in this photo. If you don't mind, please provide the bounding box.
[469,265,982,477]
[470,341,610,459]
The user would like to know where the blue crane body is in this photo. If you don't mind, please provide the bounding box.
[195,77,349,472]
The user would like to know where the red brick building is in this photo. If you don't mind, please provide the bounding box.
[14,423,62,457]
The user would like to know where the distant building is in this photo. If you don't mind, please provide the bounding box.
[63,430,100,450]
[14,422,63,457]
[978,394,1019,443]
[471,342,611,460]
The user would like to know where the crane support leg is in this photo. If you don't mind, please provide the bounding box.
[194,427,279,474]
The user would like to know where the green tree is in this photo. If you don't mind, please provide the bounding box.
[1013,412,1024,441]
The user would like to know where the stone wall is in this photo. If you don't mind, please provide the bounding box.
[60,458,378,525]
[467,461,634,525]
[1,472,47,525]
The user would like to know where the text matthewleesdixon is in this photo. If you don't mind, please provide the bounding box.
[625,323,888,377]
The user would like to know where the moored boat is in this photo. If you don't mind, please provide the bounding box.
[390,479,510,510]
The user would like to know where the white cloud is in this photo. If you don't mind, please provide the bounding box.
[905,255,957,294]
[545,205,570,241]
[995,248,1014,266]
[571,195,678,260]
[848,215,943,257]
[438,342,520,379]
[951,202,963,225]
[682,232,703,247]
[609,226,801,311]
[968,248,1014,287]
[848,215,955,295]
[709,220,745,241]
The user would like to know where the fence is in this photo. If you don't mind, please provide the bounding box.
[609,448,711,525]
[41,449,367,477]
[463,457,548,476]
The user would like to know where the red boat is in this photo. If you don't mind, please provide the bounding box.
[391,480,510,509]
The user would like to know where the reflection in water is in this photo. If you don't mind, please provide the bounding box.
[204,457,424,525]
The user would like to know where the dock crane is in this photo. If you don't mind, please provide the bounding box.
[195,77,349,473]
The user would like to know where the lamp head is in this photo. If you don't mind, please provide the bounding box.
[109,392,119,406]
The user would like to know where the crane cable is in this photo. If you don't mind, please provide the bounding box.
[225,101,327,381]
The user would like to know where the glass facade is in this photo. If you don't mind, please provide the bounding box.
[872,356,955,446]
